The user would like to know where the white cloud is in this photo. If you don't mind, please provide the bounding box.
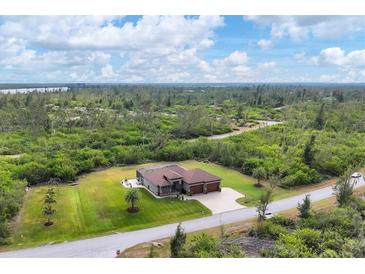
[0,16,224,52]
[294,52,319,65]
[320,47,365,67]
[0,15,225,82]
[197,50,255,81]
[257,39,272,50]
[197,60,211,73]
[101,64,117,78]
[246,16,365,42]
[221,50,248,66]
[299,47,365,82]
[88,52,111,65]
[320,47,346,65]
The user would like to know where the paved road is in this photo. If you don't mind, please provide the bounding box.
[1,177,364,258]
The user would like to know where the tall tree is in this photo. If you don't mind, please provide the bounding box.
[252,167,267,188]
[170,223,187,258]
[303,135,316,167]
[314,103,325,130]
[334,169,356,207]
[297,194,311,219]
[256,188,273,221]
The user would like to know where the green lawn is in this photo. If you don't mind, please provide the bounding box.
[179,160,298,206]
[10,164,210,249]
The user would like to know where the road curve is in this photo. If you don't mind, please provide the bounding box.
[1,177,364,258]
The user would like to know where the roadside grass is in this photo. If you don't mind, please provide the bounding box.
[120,219,255,258]
[10,165,210,249]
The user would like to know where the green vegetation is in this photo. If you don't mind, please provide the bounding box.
[297,194,311,219]
[10,166,210,248]
[125,189,140,213]
[252,174,365,258]
[170,223,187,258]
[256,188,273,221]
[169,225,244,258]
[43,188,56,226]
[1,84,365,254]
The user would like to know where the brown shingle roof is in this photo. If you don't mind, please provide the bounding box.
[143,168,171,187]
[182,168,221,185]
[139,164,221,187]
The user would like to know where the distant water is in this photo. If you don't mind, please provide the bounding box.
[0,86,69,94]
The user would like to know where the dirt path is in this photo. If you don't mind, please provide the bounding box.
[203,120,282,140]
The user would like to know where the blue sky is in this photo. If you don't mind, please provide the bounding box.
[0,16,364,83]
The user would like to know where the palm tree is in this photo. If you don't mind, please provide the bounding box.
[125,189,140,213]
[43,205,56,226]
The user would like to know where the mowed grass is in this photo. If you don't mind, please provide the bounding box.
[11,164,210,249]
[178,160,307,206]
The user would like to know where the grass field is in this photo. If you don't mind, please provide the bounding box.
[10,164,210,249]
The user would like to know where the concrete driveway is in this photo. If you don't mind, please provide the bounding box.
[185,187,245,214]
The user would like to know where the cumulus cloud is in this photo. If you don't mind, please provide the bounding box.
[0,16,224,52]
[246,16,365,41]
[1,15,363,83]
[101,64,117,79]
[296,47,365,82]
[0,15,225,82]
[320,47,365,67]
[201,50,253,81]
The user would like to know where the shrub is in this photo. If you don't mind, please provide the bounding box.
[292,228,321,251]
[15,162,50,185]
[249,221,288,240]
[320,249,338,258]
[270,215,296,228]
[320,230,345,252]
[340,239,365,258]
[274,234,313,258]
[188,233,219,258]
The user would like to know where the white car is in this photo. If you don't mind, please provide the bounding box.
[351,172,362,179]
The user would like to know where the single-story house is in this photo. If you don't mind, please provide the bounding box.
[136,164,221,196]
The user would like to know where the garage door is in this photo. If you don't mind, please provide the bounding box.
[190,184,204,194]
[207,183,219,192]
